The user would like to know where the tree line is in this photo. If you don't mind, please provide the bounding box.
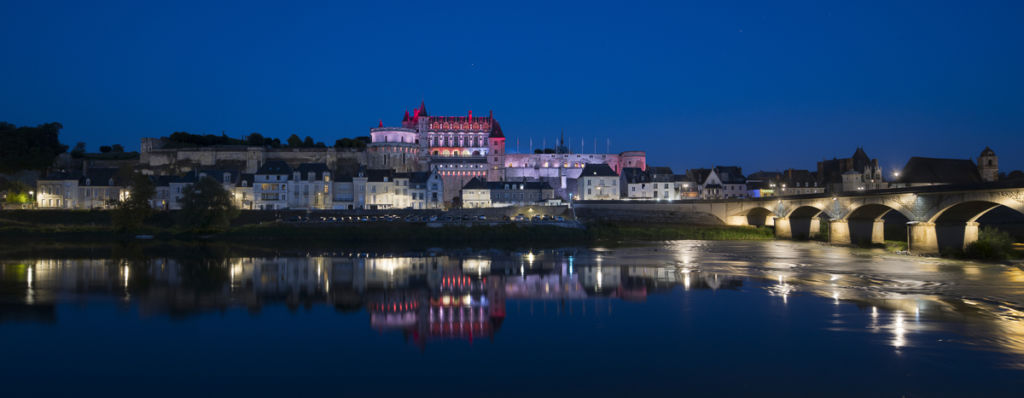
[0,122,67,173]
[166,131,368,150]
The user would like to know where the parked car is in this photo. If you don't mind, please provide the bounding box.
[477,215,487,221]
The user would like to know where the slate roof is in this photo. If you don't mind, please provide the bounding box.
[296,163,330,180]
[257,160,291,175]
[580,163,618,177]
[897,157,983,185]
[404,171,436,186]
[713,166,746,184]
[76,168,127,186]
[621,167,648,183]
[365,169,395,182]
[462,177,489,190]
[463,177,553,191]
[687,168,712,185]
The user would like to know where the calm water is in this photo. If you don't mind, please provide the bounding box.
[2,241,1024,397]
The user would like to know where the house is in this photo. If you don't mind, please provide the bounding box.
[253,160,291,210]
[621,167,651,199]
[647,166,676,200]
[405,171,444,210]
[461,177,492,208]
[673,174,698,199]
[698,166,746,199]
[36,168,129,209]
[578,164,620,200]
[461,178,557,208]
[623,166,676,200]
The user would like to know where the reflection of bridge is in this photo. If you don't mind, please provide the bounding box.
[577,182,1024,254]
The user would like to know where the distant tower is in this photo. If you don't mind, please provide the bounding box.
[978,147,998,182]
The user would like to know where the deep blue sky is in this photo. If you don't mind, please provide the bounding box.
[2,0,1022,174]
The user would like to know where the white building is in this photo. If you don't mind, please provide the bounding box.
[36,168,129,209]
[578,164,620,200]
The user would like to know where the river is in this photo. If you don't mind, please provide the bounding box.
[2,240,1023,396]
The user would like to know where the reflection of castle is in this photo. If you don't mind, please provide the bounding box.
[0,253,739,345]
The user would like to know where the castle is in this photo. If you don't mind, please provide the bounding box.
[136,101,646,203]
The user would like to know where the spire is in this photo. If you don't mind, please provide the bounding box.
[469,110,472,122]
[489,110,493,119]
[378,120,383,128]
[560,129,565,146]
[402,110,410,122]
[418,101,428,117]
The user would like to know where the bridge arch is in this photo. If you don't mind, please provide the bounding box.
[727,206,777,227]
[776,205,826,240]
[925,199,1024,253]
[840,203,911,245]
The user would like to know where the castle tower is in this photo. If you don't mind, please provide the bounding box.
[487,111,505,181]
[978,147,998,182]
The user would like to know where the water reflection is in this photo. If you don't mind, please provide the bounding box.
[3,241,1024,368]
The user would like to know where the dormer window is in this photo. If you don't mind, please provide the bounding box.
[108,178,114,186]
[308,172,315,180]
[223,173,230,184]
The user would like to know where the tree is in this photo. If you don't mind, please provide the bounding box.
[70,142,87,158]
[112,174,156,231]
[2,180,32,204]
[99,145,112,153]
[303,136,315,147]
[534,149,543,154]
[178,176,239,232]
[287,134,303,148]
[111,144,125,153]
[247,133,264,146]
[0,122,68,173]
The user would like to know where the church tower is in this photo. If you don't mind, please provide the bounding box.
[978,147,998,182]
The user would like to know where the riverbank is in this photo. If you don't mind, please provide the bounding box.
[0,213,774,249]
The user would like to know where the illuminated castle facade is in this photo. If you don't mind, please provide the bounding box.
[373,101,646,201]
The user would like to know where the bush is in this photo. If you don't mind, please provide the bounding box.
[963,227,1016,261]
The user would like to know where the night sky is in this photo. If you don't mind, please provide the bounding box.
[2,0,1022,174]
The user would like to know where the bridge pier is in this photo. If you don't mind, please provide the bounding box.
[871,220,885,244]
[907,222,939,255]
[828,220,851,245]
[809,218,821,239]
[963,221,980,249]
[726,215,748,226]
[774,217,791,239]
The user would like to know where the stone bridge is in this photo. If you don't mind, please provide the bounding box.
[575,181,1024,254]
